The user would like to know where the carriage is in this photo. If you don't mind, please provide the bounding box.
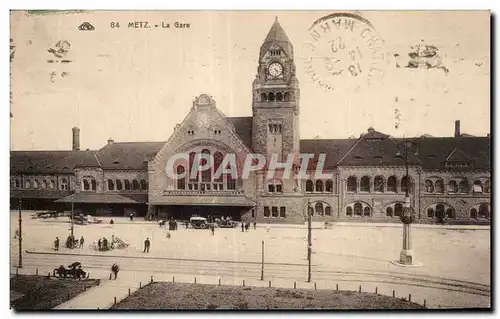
[54,262,86,279]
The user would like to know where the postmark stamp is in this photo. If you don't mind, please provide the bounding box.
[303,12,387,91]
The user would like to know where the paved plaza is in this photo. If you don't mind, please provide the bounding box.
[10,212,491,309]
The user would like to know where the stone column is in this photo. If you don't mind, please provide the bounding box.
[399,196,414,265]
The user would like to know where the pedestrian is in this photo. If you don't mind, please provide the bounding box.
[98,238,102,251]
[144,237,150,253]
[79,236,85,248]
[211,224,215,236]
[129,213,134,221]
[245,223,249,232]
[166,232,171,239]
[103,237,109,251]
[111,263,120,280]
[54,237,60,251]
[241,222,244,232]
[253,222,256,230]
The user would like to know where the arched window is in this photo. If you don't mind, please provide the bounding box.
[325,180,333,193]
[459,179,469,193]
[201,149,212,183]
[59,178,68,190]
[472,180,483,193]
[354,203,363,216]
[386,207,393,217]
[48,180,55,189]
[374,176,384,192]
[315,180,324,192]
[176,166,186,190]
[108,179,114,191]
[25,179,31,189]
[284,92,290,102]
[315,202,324,215]
[425,180,434,193]
[470,208,477,219]
[394,203,403,217]
[268,92,275,101]
[360,176,370,192]
[91,179,96,191]
[260,92,267,102]
[41,180,47,189]
[435,179,444,193]
[140,179,147,190]
[33,179,39,189]
[446,208,454,219]
[189,152,197,182]
[363,207,371,217]
[83,179,90,191]
[132,180,140,190]
[427,208,435,218]
[213,152,224,183]
[124,180,131,190]
[401,176,412,194]
[267,179,283,193]
[448,180,458,193]
[116,180,123,191]
[436,204,445,219]
[485,180,490,193]
[347,176,357,192]
[276,92,283,101]
[479,203,490,219]
[387,176,397,192]
[346,206,353,216]
[305,180,313,192]
[325,206,332,216]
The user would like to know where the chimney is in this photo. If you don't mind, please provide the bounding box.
[72,127,80,151]
[454,120,460,137]
[108,138,114,145]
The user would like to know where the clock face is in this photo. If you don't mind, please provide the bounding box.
[268,62,283,77]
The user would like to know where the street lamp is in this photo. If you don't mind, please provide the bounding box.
[394,138,419,266]
[307,201,312,282]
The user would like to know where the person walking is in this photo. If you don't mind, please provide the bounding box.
[98,238,102,251]
[245,223,249,232]
[241,222,244,232]
[211,224,215,236]
[111,264,120,280]
[54,237,60,251]
[253,222,257,230]
[144,237,151,253]
[79,236,85,248]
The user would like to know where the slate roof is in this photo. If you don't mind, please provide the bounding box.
[260,18,294,59]
[227,116,253,149]
[408,136,490,170]
[10,189,71,199]
[300,139,357,170]
[96,142,165,170]
[10,151,99,174]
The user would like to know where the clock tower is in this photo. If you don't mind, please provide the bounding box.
[252,18,300,163]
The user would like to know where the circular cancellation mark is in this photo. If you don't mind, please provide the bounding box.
[303,12,387,92]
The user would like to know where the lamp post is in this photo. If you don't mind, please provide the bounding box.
[395,138,419,266]
[18,197,23,268]
[307,201,312,282]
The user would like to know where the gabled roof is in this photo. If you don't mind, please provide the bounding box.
[337,129,420,167]
[96,142,165,170]
[445,147,472,162]
[413,137,490,170]
[227,117,253,149]
[10,150,99,174]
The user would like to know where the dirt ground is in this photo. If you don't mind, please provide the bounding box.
[10,275,99,310]
[112,282,425,310]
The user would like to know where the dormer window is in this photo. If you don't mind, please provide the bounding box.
[187,130,195,135]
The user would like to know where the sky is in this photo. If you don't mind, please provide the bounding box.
[10,10,490,151]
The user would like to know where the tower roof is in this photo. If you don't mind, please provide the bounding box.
[260,18,293,59]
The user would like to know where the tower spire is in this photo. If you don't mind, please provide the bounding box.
[260,18,293,59]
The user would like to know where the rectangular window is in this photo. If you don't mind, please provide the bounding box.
[272,207,279,218]
[251,209,255,218]
[268,184,275,193]
[264,207,270,218]
[279,207,286,218]
[276,184,282,193]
